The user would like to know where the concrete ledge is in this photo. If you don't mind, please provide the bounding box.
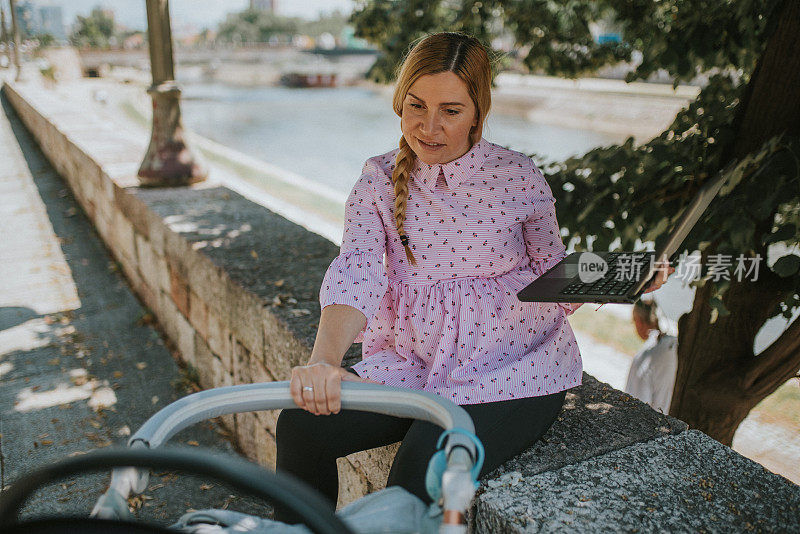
[476,430,800,532]
[4,78,798,528]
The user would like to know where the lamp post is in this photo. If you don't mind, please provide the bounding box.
[8,0,21,81]
[137,0,206,187]
[1,6,8,69]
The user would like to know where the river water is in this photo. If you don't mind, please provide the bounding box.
[178,81,797,352]
[179,82,626,191]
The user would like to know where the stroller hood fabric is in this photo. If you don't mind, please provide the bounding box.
[171,486,443,534]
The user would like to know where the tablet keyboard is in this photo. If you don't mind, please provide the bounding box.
[559,252,652,296]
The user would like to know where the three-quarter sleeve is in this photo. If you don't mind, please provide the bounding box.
[523,160,583,317]
[319,160,389,340]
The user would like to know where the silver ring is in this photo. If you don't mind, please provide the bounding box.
[303,386,314,392]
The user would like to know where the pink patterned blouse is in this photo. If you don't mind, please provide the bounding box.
[320,137,583,404]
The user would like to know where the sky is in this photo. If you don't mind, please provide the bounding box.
[46,0,356,32]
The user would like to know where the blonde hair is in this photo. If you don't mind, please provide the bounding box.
[391,32,493,265]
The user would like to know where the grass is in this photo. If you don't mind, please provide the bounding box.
[568,305,642,357]
[751,380,800,429]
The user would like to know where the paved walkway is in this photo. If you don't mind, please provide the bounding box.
[0,88,270,524]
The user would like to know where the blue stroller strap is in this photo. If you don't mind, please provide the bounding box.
[425,428,485,502]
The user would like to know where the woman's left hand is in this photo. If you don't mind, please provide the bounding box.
[643,254,675,294]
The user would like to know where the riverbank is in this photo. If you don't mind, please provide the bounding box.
[351,72,698,144]
[106,63,696,146]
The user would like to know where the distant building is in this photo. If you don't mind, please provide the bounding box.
[250,0,276,13]
[37,5,65,40]
[13,1,65,40]
[13,1,35,38]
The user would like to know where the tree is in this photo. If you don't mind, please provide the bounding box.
[70,7,116,49]
[216,9,300,44]
[349,0,800,446]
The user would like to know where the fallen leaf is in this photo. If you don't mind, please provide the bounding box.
[187,440,199,447]
[113,371,124,379]
[274,279,284,287]
[136,362,148,370]
[250,250,258,259]
[200,484,213,491]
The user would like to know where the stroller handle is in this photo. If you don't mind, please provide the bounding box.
[130,381,477,456]
[94,382,480,523]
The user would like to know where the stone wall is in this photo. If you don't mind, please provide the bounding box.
[1,80,386,506]
[5,79,798,532]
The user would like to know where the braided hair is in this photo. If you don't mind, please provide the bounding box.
[390,32,494,266]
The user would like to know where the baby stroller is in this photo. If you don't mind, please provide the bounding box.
[0,381,484,534]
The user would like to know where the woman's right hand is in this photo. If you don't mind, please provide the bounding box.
[289,362,373,415]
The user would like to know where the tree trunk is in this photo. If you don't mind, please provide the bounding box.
[669,0,800,446]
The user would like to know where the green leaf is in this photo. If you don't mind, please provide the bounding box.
[762,224,797,246]
[772,254,800,278]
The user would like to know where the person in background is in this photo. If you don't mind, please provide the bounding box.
[624,298,678,414]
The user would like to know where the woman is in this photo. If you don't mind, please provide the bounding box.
[275,32,672,519]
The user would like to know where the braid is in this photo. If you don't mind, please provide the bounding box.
[392,136,417,266]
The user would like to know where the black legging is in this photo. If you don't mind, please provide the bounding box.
[274,385,566,523]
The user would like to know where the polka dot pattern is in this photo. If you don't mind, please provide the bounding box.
[320,137,583,404]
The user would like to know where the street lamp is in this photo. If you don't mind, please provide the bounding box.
[8,0,21,81]
[137,0,206,187]
[1,5,9,69]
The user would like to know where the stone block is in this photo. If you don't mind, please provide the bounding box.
[135,233,168,300]
[235,412,275,468]
[115,187,151,239]
[92,188,113,234]
[176,311,197,368]
[346,443,401,494]
[184,255,231,322]
[110,209,137,268]
[118,248,142,295]
[232,338,252,385]
[168,262,190,319]
[226,277,264,358]
[263,308,312,381]
[245,356,276,385]
[484,374,687,482]
[256,410,279,437]
[188,290,209,341]
[138,279,160,316]
[194,333,227,391]
[94,211,112,247]
[474,430,800,533]
[207,309,233,371]
[158,291,196,367]
[145,209,166,257]
[336,457,372,509]
[100,170,116,203]
[162,224,194,279]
